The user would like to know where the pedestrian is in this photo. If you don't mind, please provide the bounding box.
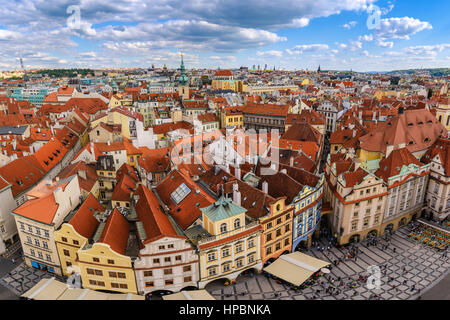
[11,258,15,264]
[393,247,396,253]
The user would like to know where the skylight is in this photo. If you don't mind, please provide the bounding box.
[171,183,191,205]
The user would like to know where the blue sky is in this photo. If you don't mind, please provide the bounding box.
[0,0,449,71]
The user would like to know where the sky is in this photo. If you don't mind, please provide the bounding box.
[0,0,449,71]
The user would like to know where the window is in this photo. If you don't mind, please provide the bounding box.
[63,249,70,257]
[351,221,358,231]
[175,255,182,261]
[93,257,100,263]
[111,283,119,288]
[62,237,67,242]
[109,272,117,278]
[248,254,255,263]
[234,219,241,229]
[38,252,43,259]
[30,249,35,256]
[266,247,272,255]
[363,217,369,227]
[73,240,79,245]
[285,213,290,220]
[235,243,243,253]
[184,276,192,282]
[170,183,191,204]
[107,259,114,264]
[208,268,217,276]
[275,242,281,251]
[266,233,272,242]
[153,258,160,264]
[95,270,103,276]
[207,252,216,262]
[223,263,231,272]
[145,282,154,287]
[285,224,290,232]
[277,218,282,225]
[159,245,165,250]
[119,283,127,289]
[28,226,33,232]
[284,238,290,246]
[87,269,95,275]
[222,248,230,257]
[353,212,359,217]
[220,223,227,233]
[248,239,255,249]
[267,222,272,229]
[165,257,171,263]
[27,236,32,244]
[276,229,282,237]
[164,269,173,275]
[117,272,126,279]
[165,279,174,285]
[66,261,72,267]
[236,258,244,268]
[183,265,192,272]
[168,244,174,249]
[144,271,152,277]
[34,239,40,247]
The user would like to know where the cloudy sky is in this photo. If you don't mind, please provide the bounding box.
[0,0,449,71]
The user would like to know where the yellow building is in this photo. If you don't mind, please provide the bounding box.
[77,208,138,294]
[220,106,244,128]
[55,193,104,276]
[436,98,450,130]
[211,70,244,92]
[192,196,262,289]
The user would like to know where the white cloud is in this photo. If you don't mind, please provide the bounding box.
[256,50,283,58]
[287,44,329,55]
[376,40,394,48]
[375,17,432,40]
[342,21,357,29]
[358,34,373,42]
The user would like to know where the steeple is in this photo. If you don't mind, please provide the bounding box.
[178,53,189,86]
[318,65,321,72]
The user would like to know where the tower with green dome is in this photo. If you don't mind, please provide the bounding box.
[178,54,190,100]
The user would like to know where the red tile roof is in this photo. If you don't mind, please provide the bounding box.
[0,158,44,196]
[98,208,130,255]
[136,185,184,244]
[421,138,450,176]
[375,147,424,182]
[68,193,103,239]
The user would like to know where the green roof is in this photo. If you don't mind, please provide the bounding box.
[200,196,247,222]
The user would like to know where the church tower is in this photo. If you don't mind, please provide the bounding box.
[178,54,190,100]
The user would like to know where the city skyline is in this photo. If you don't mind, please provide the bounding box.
[0,0,449,72]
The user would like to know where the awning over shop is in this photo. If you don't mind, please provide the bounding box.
[263,252,330,286]
[163,290,215,300]
[21,278,144,300]
[21,277,67,300]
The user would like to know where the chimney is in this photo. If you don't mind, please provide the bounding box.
[107,140,111,146]
[78,169,87,180]
[235,167,241,180]
[262,181,268,194]
[90,142,95,156]
[290,156,294,167]
[386,145,394,158]
[233,183,241,206]
[353,129,356,138]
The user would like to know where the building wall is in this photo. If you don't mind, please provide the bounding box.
[78,243,138,294]
[54,224,86,276]
[260,199,293,264]
[134,236,199,295]
[0,185,19,255]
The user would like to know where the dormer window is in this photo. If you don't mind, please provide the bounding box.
[424,138,430,143]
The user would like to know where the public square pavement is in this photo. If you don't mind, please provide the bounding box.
[206,225,450,300]
[0,261,64,297]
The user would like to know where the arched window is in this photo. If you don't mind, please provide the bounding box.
[234,218,241,229]
[220,223,227,233]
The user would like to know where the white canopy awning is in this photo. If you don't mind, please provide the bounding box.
[263,252,330,286]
